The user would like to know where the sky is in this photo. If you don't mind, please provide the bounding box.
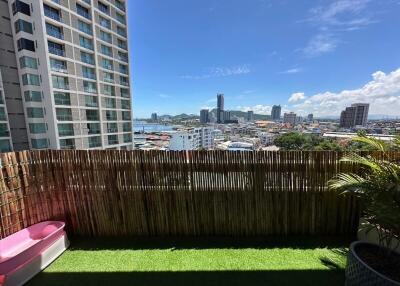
[128,0,400,118]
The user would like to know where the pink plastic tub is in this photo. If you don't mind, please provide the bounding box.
[0,221,69,286]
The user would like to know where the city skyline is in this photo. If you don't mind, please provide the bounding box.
[130,0,400,118]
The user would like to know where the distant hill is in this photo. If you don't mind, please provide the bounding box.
[158,113,199,120]
[209,109,271,120]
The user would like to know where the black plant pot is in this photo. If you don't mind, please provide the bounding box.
[346,241,400,286]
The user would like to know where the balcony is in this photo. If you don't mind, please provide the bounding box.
[47,29,64,40]
[0,150,364,286]
[49,47,65,57]
[44,7,62,22]
[51,63,67,73]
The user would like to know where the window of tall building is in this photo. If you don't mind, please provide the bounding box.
[12,0,31,16]
[29,123,46,134]
[87,123,100,134]
[46,22,63,39]
[88,136,102,148]
[0,108,7,121]
[54,92,71,105]
[85,95,98,107]
[0,140,12,152]
[56,108,72,121]
[107,135,118,145]
[52,75,69,90]
[14,19,33,34]
[106,110,117,121]
[98,1,109,14]
[80,51,95,65]
[105,97,116,108]
[83,80,97,93]
[122,122,131,132]
[50,58,67,73]
[82,66,96,79]
[22,74,40,86]
[99,16,111,29]
[78,20,92,35]
[100,30,112,43]
[76,3,90,19]
[103,85,115,96]
[17,38,35,52]
[123,133,132,143]
[60,138,75,149]
[86,109,99,121]
[101,44,113,57]
[19,56,38,69]
[31,138,48,149]
[58,123,74,137]
[120,88,129,98]
[27,107,44,118]
[24,91,42,102]
[48,41,65,56]
[79,35,93,50]
[43,4,61,21]
[101,58,113,70]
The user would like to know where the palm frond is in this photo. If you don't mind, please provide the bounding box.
[353,136,388,152]
[340,153,383,172]
[328,173,367,192]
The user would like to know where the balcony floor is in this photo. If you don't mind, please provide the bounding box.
[27,236,351,286]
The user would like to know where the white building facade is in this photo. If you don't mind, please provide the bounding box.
[169,127,214,151]
[6,0,133,150]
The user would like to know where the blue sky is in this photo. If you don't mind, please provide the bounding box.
[129,0,400,118]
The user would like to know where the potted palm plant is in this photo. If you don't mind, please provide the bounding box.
[329,136,400,285]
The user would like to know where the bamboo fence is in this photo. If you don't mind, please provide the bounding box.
[0,149,384,239]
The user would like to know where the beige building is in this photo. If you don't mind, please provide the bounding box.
[0,0,133,150]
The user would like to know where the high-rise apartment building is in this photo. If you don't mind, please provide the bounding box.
[271,105,281,120]
[151,113,158,121]
[307,113,313,122]
[0,72,14,152]
[0,0,30,151]
[2,0,133,150]
[340,103,369,128]
[200,109,209,124]
[247,110,254,122]
[216,93,224,123]
[223,110,231,122]
[283,112,296,125]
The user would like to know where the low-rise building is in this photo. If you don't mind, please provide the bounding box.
[169,127,214,150]
[257,132,276,146]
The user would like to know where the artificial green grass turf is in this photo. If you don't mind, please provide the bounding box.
[27,237,349,286]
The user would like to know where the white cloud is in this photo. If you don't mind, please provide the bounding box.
[307,0,374,29]
[158,93,171,99]
[291,68,400,116]
[301,0,375,57]
[238,105,272,115]
[303,34,338,57]
[279,67,303,74]
[181,65,250,80]
[288,92,306,103]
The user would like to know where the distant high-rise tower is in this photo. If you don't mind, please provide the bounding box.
[340,103,369,128]
[223,110,231,122]
[217,94,224,123]
[271,105,281,120]
[247,111,254,122]
[283,112,296,125]
[151,113,158,121]
[307,114,314,122]
[200,109,209,124]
